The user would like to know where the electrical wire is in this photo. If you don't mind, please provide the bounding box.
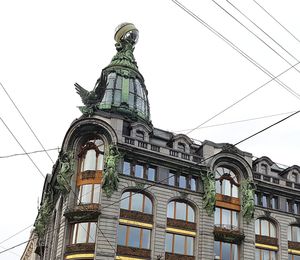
[226,0,300,63]
[170,0,300,135]
[173,110,297,133]
[0,224,32,245]
[0,117,46,178]
[0,147,60,159]
[252,0,300,45]
[0,82,54,164]
[212,0,300,74]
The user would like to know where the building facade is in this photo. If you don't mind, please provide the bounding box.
[25,23,300,260]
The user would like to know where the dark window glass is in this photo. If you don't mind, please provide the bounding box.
[179,175,187,189]
[177,143,185,152]
[135,164,144,178]
[190,178,196,191]
[148,167,156,181]
[123,161,131,175]
[168,172,175,186]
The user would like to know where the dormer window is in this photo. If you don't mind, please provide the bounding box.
[177,142,185,153]
[136,130,144,140]
[291,172,298,183]
[261,164,268,175]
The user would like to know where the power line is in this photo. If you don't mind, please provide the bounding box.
[0,224,32,245]
[2,107,299,255]
[171,0,300,135]
[0,117,45,178]
[173,110,297,133]
[252,0,300,45]
[0,82,54,164]
[0,147,60,159]
[226,0,300,63]
[212,0,300,74]
[0,245,20,257]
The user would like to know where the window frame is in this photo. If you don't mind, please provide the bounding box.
[120,191,153,215]
[165,232,194,256]
[167,200,195,223]
[70,222,97,244]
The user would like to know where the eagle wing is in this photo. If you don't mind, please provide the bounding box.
[75,83,93,105]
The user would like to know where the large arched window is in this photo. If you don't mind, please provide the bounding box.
[120,191,153,214]
[165,200,196,258]
[167,200,195,222]
[255,218,278,260]
[77,138,105,205]
[215,167,239,198]
[117,191,153,259]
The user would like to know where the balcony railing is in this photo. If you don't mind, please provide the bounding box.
[214,225,244,244]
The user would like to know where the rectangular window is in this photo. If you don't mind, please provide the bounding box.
[271,196,278,209]
[117,225,151,249]
[148,167,156,181]
[71,222,96,244]
[190,178,196,191]
[214,241,238,260]
[168,172,175,186]
[123,161,131,175]
[179,175,187,189]
[165,233,194,256]
[135,164,144,178]
[262,194,268,207]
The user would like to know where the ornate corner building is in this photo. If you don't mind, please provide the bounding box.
[23,23,300,260]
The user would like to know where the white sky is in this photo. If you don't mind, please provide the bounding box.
[0,0,300,258]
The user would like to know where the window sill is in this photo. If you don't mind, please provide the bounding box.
[165,252,195,260]
[255,235,278,246]
[117,245,151,259]
[65,243,95,254]
[167,218,196,231]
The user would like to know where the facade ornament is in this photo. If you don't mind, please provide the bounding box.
[201,170,216,216]
[55,151,75,194]
[34,192,53,239]
[135,180,146,190]
[264,210,271,218]
[102,145,122,197]
[222,143,239,154]
[241,179,255,223]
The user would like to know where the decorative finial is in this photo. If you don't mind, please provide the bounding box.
[114,23,139,46]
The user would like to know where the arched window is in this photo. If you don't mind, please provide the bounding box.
[120,191,153,214]
[165,200,196,257]
[117,191,153,258]
[167,201,195,222]
[77,138,105,205]
[255,218,278,260]
[255,218,276,238]
[215,167,239,198]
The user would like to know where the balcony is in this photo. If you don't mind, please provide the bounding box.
[214,225,244,244]
[64,203,101,223]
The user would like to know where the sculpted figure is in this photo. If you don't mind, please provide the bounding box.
[102,145,121,197]
[202,170,216,216]
[56,151,74,194]
[242,179,255,223]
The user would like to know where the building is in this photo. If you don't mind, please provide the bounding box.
[23,23,300,260]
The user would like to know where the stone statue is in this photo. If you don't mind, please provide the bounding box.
[241,179,255,223]
[102,145,122,198]
[34,192,53,238]
[201,170,216,216]
[55,151,74,194]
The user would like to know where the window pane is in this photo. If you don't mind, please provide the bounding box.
[232,211,238,228]
[128,227,141,248]
[232,244,238,260]
[174,234,185,255]
[288,226,292,241]
[223,180,231,196]
[191,178,196,191]
[80,184,92,204]
[255,219,259,235]
[88,223,96,243]
[214,241,221,260]
[255,248,260,260]
[261,220,268,236]
[83,150,96,171]
[297,227,300,242]
[97,153,104,170]
[141,229,151,249]
[176,202,187,221]
[148,167,155,181]
[144,196,152,214]
[93,184,100,203]
[135,164,144,178]
[270,251,276,260]
[187,205,195,222]
[169,172,175,186]
[72,224,78,244]
[165,233,173,252]
[123,161,131,175]
[76,223,88,243]
[262,195,268,207]
[294,255,300,260]
[215,207,220,225]
[117,225,127,246]
[270,222,276,238]
[222,209,231,226]
[186,236,194,256]
[131,193,143,212]
[232,185,238,198]
[222,242,230,260]
[262,249,269,260]
[216,180,221,194]
[167,201,174,219]
[120,192,130,210]
[179,176,187,189]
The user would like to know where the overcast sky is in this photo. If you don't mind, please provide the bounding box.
[1,0,300,258]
